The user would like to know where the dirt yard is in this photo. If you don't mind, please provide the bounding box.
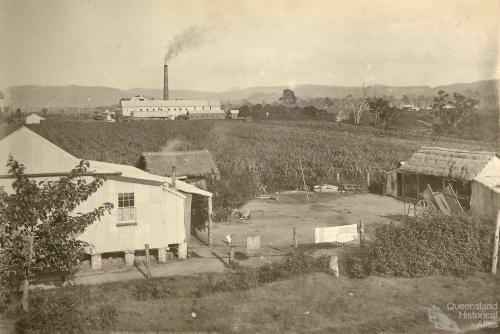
[205,193,407,253]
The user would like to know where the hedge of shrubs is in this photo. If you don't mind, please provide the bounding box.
[130,251,331,297]
[212,251,331,291]
[15,289,117,334]
[351,213,493,278]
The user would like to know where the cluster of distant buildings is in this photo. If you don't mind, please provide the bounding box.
[118,95,226,120]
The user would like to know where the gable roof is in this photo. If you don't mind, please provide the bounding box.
[0,126,80,175]
[121,98,221,108]
[474,156,500,194]
[0,127,212,197]
[87,159,212,197]
[401,146,496,181]
[143,150,219,178]
[26,114,45,120]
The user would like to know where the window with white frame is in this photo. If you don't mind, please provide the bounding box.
[117,192,136,225]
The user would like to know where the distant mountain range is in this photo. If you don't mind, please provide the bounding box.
[3,79,498,109]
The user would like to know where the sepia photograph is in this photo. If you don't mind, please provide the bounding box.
[0,0,499,333]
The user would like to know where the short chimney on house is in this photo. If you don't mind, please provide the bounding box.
[171,166,176,188]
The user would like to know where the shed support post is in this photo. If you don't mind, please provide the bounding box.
[492,211,500,274]
[416,174,420,199]
[402,173,406,198]
[208,196,213,248]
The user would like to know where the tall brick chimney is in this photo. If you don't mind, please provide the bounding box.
[171,165,176,188]
[163,64,169,100]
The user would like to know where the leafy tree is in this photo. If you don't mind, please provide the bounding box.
[206,167,259,221]
[252,104,264,119]
[279,89,297,107]
[367,97,397,127]
[41,108,49,116]
[401,95,410,106]
[433,90,479,129]
[324,97,334,112]
[238,105,252,118]
[135,153,149,171]
[301,106,320,118]
[0,157,113,311]
[15,108,21,119]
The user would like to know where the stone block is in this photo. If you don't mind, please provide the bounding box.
[91,254,102,270]
[124,250,135,266]
[178,242,187,259]
[158,248,167,263]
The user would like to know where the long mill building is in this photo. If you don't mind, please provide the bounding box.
[119,65,225,120]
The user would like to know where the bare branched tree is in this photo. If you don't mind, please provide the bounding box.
[350,83,371,125]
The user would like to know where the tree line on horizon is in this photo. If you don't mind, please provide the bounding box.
[231,87,490,138]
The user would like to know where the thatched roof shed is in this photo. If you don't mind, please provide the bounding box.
[401,147,496,181]
[143,150,219,178]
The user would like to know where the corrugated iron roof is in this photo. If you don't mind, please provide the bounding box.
[88,159,212,197]
[0,127,212,197]
[121,98,221,108]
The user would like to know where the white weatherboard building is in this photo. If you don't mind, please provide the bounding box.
[0,127,213,269]
[25,113,45,124]
[120,96,225,120]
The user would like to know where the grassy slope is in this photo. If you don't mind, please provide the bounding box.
[27,272,500,333]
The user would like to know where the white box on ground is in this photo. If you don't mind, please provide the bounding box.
[247,235,261,252]
[314,224,358,244]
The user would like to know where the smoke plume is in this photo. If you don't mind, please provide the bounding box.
[164,25,208,64]
[160,139,198,152]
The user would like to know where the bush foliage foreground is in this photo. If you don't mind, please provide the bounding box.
[13,252,330,333]
[352,213,494,278]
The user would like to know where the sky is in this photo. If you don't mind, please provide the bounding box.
[0,0,499,91]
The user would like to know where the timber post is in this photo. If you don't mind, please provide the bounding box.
[357,220,365,247]
[293,227,299,249]
[208,196,213,247]
[330,254,339,278]
[492,211,500,274]
[145,244,152,279]
[229,245,235,266]
[208,219,213,248]
[367,172,370,187]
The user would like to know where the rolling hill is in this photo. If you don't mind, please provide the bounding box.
[2,79,498,109]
